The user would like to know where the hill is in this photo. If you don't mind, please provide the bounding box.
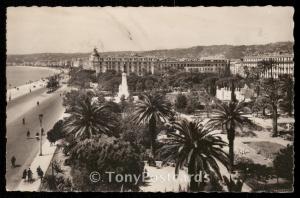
[7,41,293,63]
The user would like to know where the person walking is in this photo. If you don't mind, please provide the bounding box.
[35,132,40,140]
[27,130,30,138]
[37,101,39,106]
[11,156,16,168]
[22,118,25,125]
[27,168,33,183]
[22,169,27,181]
[37,166,44,180]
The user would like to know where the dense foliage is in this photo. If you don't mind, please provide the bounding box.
[69,135,144,191]
[273,144,293,181]
[175,94,188,111]
[69,68,96,88]
[47,120,65,144]
[46,75,60,92]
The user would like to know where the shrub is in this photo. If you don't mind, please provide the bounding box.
[47,120,65,143]
[235,160,273,181]
[69,135,144,191]
[185,103,194,114]
[273,144,293,181]
[175,94,188,110]
[42,174,72,192]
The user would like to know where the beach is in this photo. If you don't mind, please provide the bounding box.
[6,66,61,88]
[6,66,61,102]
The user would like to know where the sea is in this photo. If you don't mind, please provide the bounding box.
[6,66,59,89]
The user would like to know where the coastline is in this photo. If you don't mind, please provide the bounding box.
[7,65,62,72]
[6,66,62,102]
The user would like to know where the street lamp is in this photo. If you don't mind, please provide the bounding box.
[39,114,43,156]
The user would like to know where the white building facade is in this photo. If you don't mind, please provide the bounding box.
[89,48,157,76]
[242,54,294,78]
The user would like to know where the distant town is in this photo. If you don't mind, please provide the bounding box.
[7,42,294,80]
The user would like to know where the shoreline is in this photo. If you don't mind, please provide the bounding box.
[6,66,62,102]
[7,65,64,71]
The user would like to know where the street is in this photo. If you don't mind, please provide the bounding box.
[6,85,66,190]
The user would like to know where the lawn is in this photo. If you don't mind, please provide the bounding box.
[243,141,285,160]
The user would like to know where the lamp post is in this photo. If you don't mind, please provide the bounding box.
[39,114,43,156]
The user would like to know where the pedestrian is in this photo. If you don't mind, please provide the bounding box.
[35,132,40,140]
[27,168,33,183]
[22,169,27,181]
[29,89,31,93]
[27,130,30,138]
[22,118,25,125]
[37,166,41,176]
[37,101,39,106]
[37,166,44,180]
[11,156,16,168]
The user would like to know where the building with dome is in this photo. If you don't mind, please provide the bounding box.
[89,48,157,76]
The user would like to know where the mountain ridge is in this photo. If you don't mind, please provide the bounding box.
[7,41,293,63]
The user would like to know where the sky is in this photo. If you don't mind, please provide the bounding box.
[7,6,294,54]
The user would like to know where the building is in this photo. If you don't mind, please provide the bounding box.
[89,48,157,76]
[230,59,244,77]
[156,58,186,74]
[242,53,294,78]
[184,57,230,75]
[216,84,255,102]
[88,48,229,76]
[72,58,84,68]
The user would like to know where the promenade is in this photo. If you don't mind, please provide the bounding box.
[7,80,46,101]
[15,112,70,192]
[6,83,68,191]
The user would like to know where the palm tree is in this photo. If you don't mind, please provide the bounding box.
[132,92,173,158]
[64,96,118,139]
[202,76,218,96]
[216,76,241,102]
[258,59,277,79]
[279,74,294,116]
[198,92,212,118]
[260,78,282,137]
[207,101,252,171]
[252,96,269,117]
[159,119,229,191]
[246,66,263,97]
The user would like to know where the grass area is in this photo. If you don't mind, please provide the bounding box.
[246,178,293,192]
[243,141,284,159]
